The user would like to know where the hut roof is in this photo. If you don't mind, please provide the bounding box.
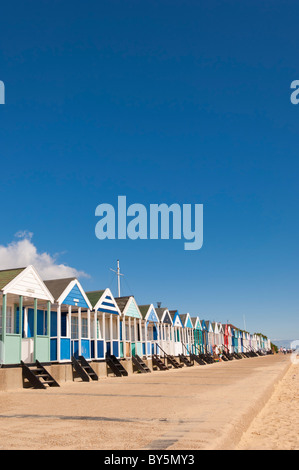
[138,304,150,319]
[86,290,105,308]
[44,278,76,302]
[115,296,132,313]
[0,267,26,290]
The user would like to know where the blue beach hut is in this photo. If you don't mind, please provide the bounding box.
[138,304,159,357]
[115,296,143,358]
[169,310,184,356]
[180,313,193,355]
[0,265,54,365]
[86,288,121,360]
[200,319,210,353]
[44,278,92,362]
[155,307,173,356]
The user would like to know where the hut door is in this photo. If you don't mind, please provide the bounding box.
[21,338,34,363]
[21,308,34,363]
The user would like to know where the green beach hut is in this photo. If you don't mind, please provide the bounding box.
[0,265,54,365]
[115,296,143,358]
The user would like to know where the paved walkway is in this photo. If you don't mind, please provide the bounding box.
[0,354,291,450]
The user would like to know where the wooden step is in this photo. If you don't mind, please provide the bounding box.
[190,354,206,366]
[179,354,194,367]
[106,354,128,377]
[77,356,99,381]
[167,355,184,368]
[133,355,151,373]
[21,361,60,389]
[152,355,169,371]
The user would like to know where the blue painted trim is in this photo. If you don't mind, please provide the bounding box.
[81,339,90,359]
[61,283,89,308]
[112,341,119,357]
[97,340,104,358]
[97,307,119,315]
[60,338,71,360]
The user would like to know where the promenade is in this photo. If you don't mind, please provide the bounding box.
[0,354,291,450]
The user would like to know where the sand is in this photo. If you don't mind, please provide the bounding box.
[236,357,299,450]
[0,353,294,450]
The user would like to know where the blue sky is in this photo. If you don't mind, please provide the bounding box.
[0,1,299,340]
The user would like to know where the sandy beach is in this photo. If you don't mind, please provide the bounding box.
[0,354,294,450]
[236,357,299,450]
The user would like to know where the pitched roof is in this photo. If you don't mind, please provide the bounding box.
[138,304,150,319]
[169,310,177,319]
[169,309,184,327]
[86,290,105,308]
[115,296,132,313]
[0,267,26,291]
[180,313,188,324]
[44,278,76,302]
[155,307,168,320]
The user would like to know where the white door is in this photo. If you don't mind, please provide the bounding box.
[22,338,34,363]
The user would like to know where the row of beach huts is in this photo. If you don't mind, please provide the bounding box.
[0,265,272,387]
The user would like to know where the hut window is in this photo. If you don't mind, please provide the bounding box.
[7,307,13,333]
[148,325,152,340]
[0,306,14,334]
[97,319,102,339]
[81,318,88,338]
[71,316,78,339]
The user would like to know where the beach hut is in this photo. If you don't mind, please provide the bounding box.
[180,313,193,355]
[241,331,246,352]
[0,266,54,365]
[248,332,252,350]
[205,321,214,354]
[249,333,253,351]
[191,317,203,354]
[155,307,173,356]
[223,323,229,352]
[228,325,233,353]
[86,288,121,360]
[254,334,260,351]
[169,310,185,356]
[224,323,235,353]
[246,332,251,351]
[253,334,257,350]
[229,326,235,352]
[235,328,241,353]
[115,296,143,358]
[218,323,225,352]
[44,277,92,362]
[138,304,160,357]
[238,330,242,353]
[212,322,218,353]
[231,326,240,353]
[212,322,224,354]
[201,319,209,353]
[241,331,247,353]
[247,332,253,351]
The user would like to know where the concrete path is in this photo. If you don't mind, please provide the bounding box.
[0,354,291,450]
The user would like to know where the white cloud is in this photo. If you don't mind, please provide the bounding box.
[0,233,89,280]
